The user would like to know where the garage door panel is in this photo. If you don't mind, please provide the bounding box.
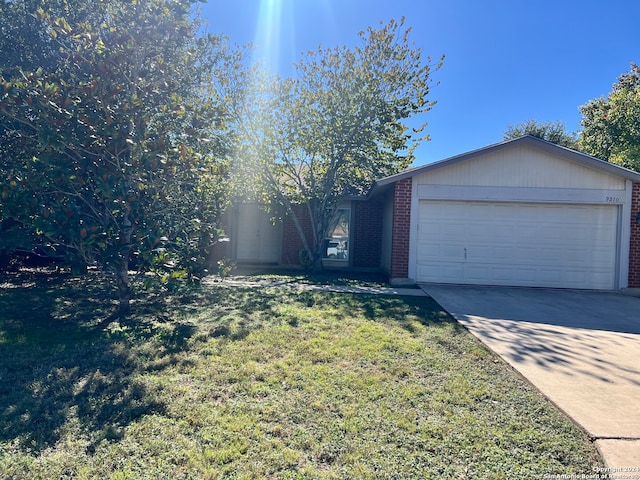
[538,247,566,262]
[564,270,588,286]
[492,246,515,260]
[469,223,513,239]
[442,223,467,237]
[444,203,470,217]
[441,264,464,281]
[540,206,568,223]
[513,267,538,282]
[571,208,599,223]
[465,265,492,282]
[537,268,563,283]
[490,266,515,282]
[591,271,616,287]
[418,262,463,282]
[585,250,617,268]
[596,230,618,244]
[562,249,588,263]
[517,226,541,239]
[441,245,464,260]
[419,244,448,261]
[418,242,465,260]
[417,201,618,289]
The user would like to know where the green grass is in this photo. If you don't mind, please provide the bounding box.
[231,269,395,288]
[0,272,602,479]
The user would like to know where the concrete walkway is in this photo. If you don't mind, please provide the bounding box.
[421,284,640,470]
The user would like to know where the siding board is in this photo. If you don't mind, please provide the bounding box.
[413,145,626,190]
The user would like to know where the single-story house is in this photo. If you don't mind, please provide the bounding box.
[219,135,640,290]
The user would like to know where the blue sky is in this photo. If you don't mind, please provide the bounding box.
[200,0,640,166]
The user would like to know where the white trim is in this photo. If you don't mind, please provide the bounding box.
[417,184,628,205]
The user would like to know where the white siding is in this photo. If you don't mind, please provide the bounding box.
[413,145,626,190]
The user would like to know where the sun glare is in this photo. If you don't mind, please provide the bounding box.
[254,0,287,71]
[252,0,336,74]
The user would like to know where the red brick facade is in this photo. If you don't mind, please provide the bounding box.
[281,204,314,265]
[352,200,383,268]
[280,202,384,269]
[629,183,640,288]
[390,178,412,280]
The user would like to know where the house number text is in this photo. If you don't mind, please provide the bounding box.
[605,196,620,203]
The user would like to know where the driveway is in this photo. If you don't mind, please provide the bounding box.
[421,285,640,469]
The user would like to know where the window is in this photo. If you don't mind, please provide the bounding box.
[323,208,350,261]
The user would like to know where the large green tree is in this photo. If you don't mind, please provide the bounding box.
[504,119,579,149]
[0,0,237,314]
[0,0,107,258]
[579,63,640,171]
[235,18,443,269]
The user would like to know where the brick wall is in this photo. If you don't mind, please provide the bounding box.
[390,178,412,280]
[281,204,313,265]
[629,183,640,288]
[352,201,383,268]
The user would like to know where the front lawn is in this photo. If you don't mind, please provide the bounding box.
[0,272,602,479]
[227,269,393,288]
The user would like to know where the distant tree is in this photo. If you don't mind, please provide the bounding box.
[0,0,238,315]
[234,18,443,270]
[503,119,579,149]
[579,63,640,172]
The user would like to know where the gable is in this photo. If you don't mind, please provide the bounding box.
[412,144,627,190]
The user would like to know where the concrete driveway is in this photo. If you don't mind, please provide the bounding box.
[421,285,640,469]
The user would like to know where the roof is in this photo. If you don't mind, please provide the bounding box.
[369,135,640,196]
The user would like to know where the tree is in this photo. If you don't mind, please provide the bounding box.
[0,0,237,314]
[504,119,579,149]
[0,0,106,75]
[579,63,640,172]
[235,18,443,269]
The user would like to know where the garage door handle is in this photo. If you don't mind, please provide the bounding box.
[464,248,467,259]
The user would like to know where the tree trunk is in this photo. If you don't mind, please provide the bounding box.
[281,201,314,270]
[115,256,131,317]
[310,244,324,273]
[116,210,134,317]
[310,201,329,273]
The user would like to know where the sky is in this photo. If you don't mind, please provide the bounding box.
[200,0,640,166]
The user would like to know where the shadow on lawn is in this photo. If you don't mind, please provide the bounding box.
[0,272,458,454]
[330,293,459,328]
[0,271,196,453]
[194,285,460,341]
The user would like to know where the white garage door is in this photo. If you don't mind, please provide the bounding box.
[416,201,619,289]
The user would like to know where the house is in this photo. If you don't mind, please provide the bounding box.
[220,136,640,290]
[220,199,383,270]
